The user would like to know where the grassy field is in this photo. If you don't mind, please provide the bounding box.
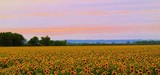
[0,46,160,75]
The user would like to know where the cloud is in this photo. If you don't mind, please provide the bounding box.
[0,10,131,20]
[0,25,159,36]
[0,0,160,40]
[0,0,159,20]
[80,10,130,16]
[80,11,108,16]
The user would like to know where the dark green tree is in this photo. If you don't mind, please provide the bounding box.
[40,36,51,46]
[50,40,67,46]
[28,36,39,46]
[0,32,25,46]
[0,32,13,46]
[134,40,160,45]
[12,33,26,46]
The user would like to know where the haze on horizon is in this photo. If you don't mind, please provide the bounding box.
[0,0,160,40]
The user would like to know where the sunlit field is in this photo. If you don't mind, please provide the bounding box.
[0,46,160,75]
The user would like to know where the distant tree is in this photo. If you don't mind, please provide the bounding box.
[134,40,160,45]
[127,41,130,44]
[0,32,25,46]
[51,40,67,46]
[40,36,51,46]
[0,32,13,46]
[112,42,115,44]
[12,33,26,46]
[28,36,39,46]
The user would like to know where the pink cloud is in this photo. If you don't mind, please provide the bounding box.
[0,25,159,36]
[0,10,131,20]
[80,11,109,16]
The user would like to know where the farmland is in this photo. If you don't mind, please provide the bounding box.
[0,46,160,75]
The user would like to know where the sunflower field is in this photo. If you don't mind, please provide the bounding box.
[0,46,160,75]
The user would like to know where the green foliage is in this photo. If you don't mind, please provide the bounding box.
[8,60,14,67]
[27,36,67,46]
[2,32,160,46]
[50,40,67,46]
[40,36,51,46]
[28,36,39,46]
[0,32,25,46]
[134,40,160,45]
[12,33,25,46]
[0,32,67,46]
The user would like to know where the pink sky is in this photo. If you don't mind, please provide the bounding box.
[0,0,160,40]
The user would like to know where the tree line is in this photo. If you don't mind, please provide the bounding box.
[69,40,160,45]
[0,32,67,46]
[0,32,160,46]
[133,40,160,45]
